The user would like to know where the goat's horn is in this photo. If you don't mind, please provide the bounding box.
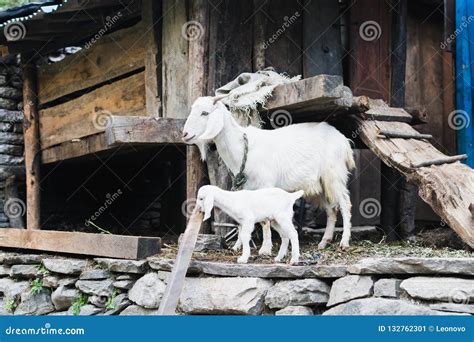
[212,94,230,104]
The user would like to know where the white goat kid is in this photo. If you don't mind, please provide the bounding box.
[196,185,303,264]
[183,96,355,251]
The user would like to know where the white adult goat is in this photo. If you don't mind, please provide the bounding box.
[182,96,355,250]
[196,185,303,264]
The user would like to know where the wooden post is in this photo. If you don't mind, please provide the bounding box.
[21,54,41,230]
[142,0,162,117]
[389,0,416,239]
[253,0,266,71]
[187,0,210,232]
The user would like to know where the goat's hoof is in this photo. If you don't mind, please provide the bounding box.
[237,256,248,264]
[317,241,328,250]
[289,258,299,265]
[274,257,283,263]
[258,246,272,256]
[231,244,241,252]
[339,241,350,250]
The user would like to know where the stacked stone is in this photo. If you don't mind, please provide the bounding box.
[0,57,25,228]
[0,250,473,316]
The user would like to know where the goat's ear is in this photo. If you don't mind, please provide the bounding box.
[199,108,224,140]
[202,194,214,221]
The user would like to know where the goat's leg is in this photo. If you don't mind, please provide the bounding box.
[318,206,337,250]
[258,220,273,256]
[288,225,300,265]
[237,223,253,264]
[338,194,352,250]
[232,225,242,252]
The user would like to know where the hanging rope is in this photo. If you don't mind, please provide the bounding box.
[231,133,248,190]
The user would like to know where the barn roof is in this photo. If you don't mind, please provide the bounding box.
[0,0,141,56]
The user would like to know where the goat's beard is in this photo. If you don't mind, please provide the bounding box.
[195,140,209,161]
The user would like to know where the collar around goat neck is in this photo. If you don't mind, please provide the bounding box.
[231,132,248,190]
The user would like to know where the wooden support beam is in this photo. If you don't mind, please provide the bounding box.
[21,54,41,230]
[42,134,109,164]
[187,0,209,232]
[0,228,161,259]
[142,0,162,117]
[105,116,185,146]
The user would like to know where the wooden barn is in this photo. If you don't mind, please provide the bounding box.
[0,0,472,260]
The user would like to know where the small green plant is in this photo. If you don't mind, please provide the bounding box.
[37,264,50,276]
[30,278,43,295]
[71,294,88,316]
[4,298,17,313]
[105,289,119,310]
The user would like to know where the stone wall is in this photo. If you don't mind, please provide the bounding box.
[0,56,25,228]
[0,251,472,316]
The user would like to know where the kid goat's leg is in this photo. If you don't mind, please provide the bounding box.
[237,222,254,264]
[258,220,273,256]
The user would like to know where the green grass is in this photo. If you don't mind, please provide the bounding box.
[30,278,43,295]
[71,294,88,316]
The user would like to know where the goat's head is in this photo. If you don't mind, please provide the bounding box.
[182,96,231,143]
[195,185,216,221]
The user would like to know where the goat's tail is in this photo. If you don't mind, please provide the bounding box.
[345,139,356,171]
[291,190,305,202]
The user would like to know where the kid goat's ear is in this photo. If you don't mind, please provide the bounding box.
[198,106,225,141]
[202,193,214,221]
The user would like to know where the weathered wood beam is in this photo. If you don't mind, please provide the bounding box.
[187,0,209,233]
[21,54,41,230]
[0,228,161,259]
[142,0,162,117]
[105,116,185,146]
[378,130,433,140]
[264,75,353,116]
[411,154,467,169]
[41,133,109,164]
[357,118,474,248]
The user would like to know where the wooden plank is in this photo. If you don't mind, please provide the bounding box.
[37,23,146,104]
[349,0,390,101]
[162,0,189,119]
[264,74,353,115]
[22,55,41,230]
[39,72,146,148]
[158,211,203,315]
[41,133,109,164]
[0,228,161,259]
[303,0,343,77]
[352,96,413,122]
[105,116,185,146]
[142,0,162,117]
[357,118,474,248]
